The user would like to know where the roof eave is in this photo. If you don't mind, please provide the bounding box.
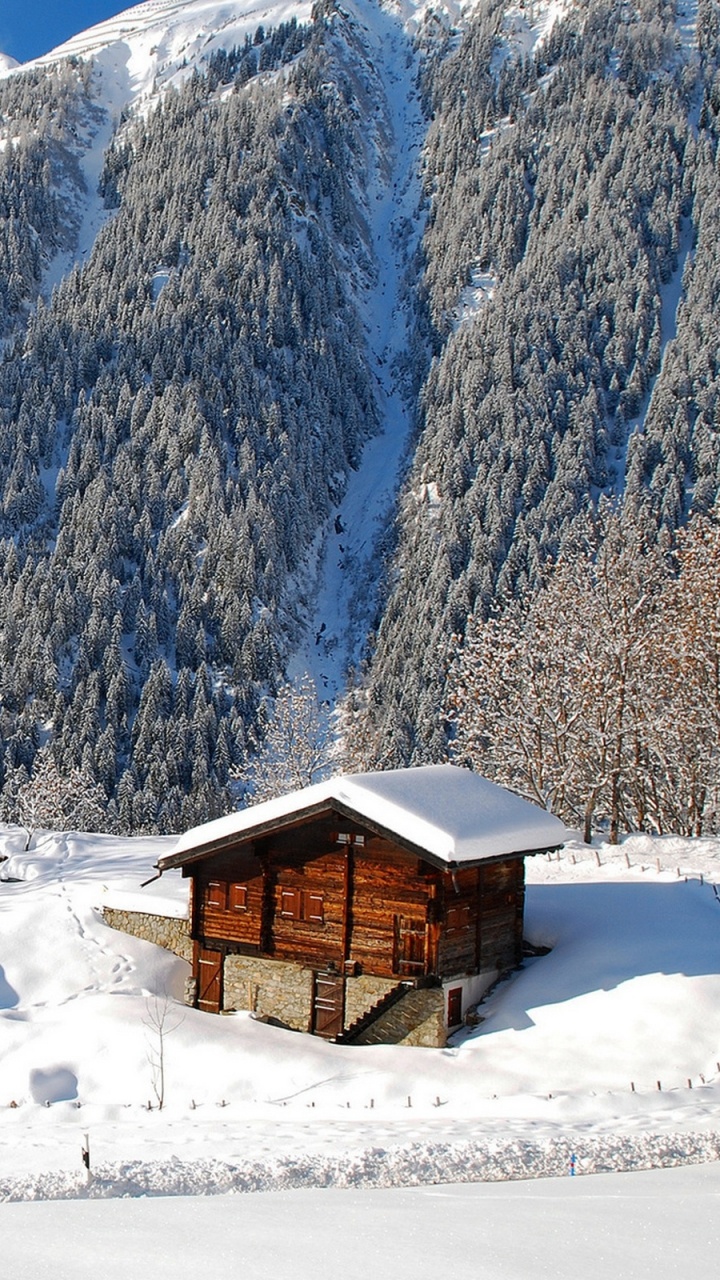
[157,795,564,874]
[156,796,338,871]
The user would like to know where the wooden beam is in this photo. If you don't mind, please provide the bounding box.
[341,846,353,968]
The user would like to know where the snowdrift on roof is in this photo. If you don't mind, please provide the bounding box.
[168,764,568,867]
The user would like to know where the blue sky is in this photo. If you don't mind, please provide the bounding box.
[0,3,129,61]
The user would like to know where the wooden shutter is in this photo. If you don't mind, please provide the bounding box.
[280,887,301,919]
[306,892,324,924]
[206,880,227,910]
[229,883,248,911]
[446,904,471,932]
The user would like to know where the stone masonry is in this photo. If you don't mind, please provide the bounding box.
[223,954,314,1030]
[351,986,446,1048]
[343,973,399,1030]
[102,909,445,1046]
[102,907,193,964]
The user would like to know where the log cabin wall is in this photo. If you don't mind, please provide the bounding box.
[477,858,525,972]
[191,815,447,981]
[194,847,264,951]
[261,820,348,969]
[436,866,481,978]
[436,858,525,978]
[348,839,439,978]
[185,810,528,1039]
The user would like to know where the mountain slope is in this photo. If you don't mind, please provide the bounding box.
[26,1,315,85]
[0,0,435,829]
[0,0,717,831]
[358,0,720,769]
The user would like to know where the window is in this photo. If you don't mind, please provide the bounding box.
[279,887,324,924]
[206,881,248,912]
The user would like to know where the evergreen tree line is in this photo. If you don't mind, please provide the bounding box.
[0,12,380,832]
[357,0,720,781]
[0,1,718,838]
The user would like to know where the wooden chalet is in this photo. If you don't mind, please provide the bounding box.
[156,765,566,1046]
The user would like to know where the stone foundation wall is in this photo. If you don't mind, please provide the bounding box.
[397,989,446,1048]
[102,908,193,964]
[223,963,444,1045]
[343,974,399,1030]
[223,954,314,1032]
[351,985,446,1048]
[100,910,451,1049]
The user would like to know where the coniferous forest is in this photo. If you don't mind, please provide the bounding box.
[0,0,718,839]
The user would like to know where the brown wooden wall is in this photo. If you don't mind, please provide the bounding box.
[435,859,525,975]
[188,810,526,982]
[478,859,525,972]
[194,848,264,950]
[348,840,438,978]
[436,866,480,976]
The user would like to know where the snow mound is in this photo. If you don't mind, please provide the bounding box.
[2,1130,720,1203]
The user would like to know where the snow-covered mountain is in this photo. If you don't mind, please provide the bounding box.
[0,0,716,837]
[25,0,315,107]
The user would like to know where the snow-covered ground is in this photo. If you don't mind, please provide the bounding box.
[5,1163,720,1279]
[17,0,315,90]
[1,822,720,1269]
[2,825,720,1191]
[0,6,717,1258]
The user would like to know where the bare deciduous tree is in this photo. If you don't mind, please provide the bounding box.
[2,746,110,850]
[239,673,333,804]
[448,506,682,842]
[144,991,184,1112]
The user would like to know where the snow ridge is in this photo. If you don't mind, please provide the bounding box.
[3,1130,720,1203]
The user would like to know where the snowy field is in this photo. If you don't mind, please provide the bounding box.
[1,821,720,1278]
[4,1163,720,1279]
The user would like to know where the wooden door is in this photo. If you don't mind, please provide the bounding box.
[447,986,463,1028]
[394,915,427,975]
[312,971,345,1039]
[196,945,223,1014]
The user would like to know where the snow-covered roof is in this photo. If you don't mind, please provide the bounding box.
[160,765,567,871]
